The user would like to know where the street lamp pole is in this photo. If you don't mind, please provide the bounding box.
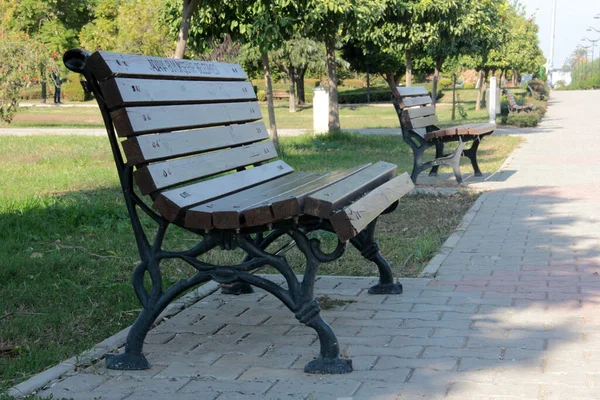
[582,37,600,74]
[548,0,557,86]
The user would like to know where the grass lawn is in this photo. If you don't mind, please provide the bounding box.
[0,132,521,392]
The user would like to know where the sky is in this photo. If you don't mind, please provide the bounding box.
[520,0,600,69]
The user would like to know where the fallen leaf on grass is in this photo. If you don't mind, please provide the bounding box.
[30,252,43,258]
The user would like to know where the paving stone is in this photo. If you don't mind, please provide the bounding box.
[93,376,190,394]
[178,378,274,395]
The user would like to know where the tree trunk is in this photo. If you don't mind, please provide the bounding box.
[325,35,339,131]
[478,69,489,110]
[383,72,400,97]
[512,69,518,86]
[174,0,198,59]
[475,69,483,89]
[475,70,483,111]
[41,81,47,104]
[366,63,371,103]
[405,48,413,87]
[261,52,279,151]
[432,57,443,107]
[451,74,456,120]
[297,68,306,105]
[288,67,296,113]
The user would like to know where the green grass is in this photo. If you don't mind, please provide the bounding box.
[0,132,521,392]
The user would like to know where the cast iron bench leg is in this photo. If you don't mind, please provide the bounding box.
[429,142,444,177]
[462,138,482,176]
[351,218,403,295]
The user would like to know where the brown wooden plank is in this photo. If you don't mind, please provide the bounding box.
[303,161,398,218]
[266,165,372,221]
[154,160,294,222]
[185,172,326,229]
[405,105,436,119]
[122,121,269,165]
[330,173,414,242]
[111,102,262,137]
[100,78,257,108]
[424,123,495,140]
[398,96,432,109]
[409,115,439,129]
[87,51,248,82]
[135,141,277,195]
[397,86,429,97]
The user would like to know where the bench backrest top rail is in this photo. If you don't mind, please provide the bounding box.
[86,51,289,200]
[88,51,248,82]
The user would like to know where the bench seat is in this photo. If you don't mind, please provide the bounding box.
[424,122,497,140]
[64,49,414,375]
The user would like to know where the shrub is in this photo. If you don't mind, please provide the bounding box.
[500,112,541,127]
[338,87,392,104]
[63,73,93,102]
[256,89,267,101]
[341,79,364,88]
[428,90,444,101]
[464,83,475,89]
[20,85,41,100]
[439,78,452,89]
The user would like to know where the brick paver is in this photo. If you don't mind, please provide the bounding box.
[35,91,600,399]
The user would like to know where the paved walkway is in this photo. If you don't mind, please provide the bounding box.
[21,91,600,399]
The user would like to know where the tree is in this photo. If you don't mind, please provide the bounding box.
[271,37,325,111]
[420,0,509,107]
[79,0,172,56]
[0,32,58,123]
[302,0,386,130]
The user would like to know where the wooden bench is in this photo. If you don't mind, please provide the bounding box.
[272,89,290,100]
[63,49,414,375]
[504,88,536,113]
[526,85,546,100]
[393,86,496,184]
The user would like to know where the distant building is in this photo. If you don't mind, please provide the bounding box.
[549,69,572,88]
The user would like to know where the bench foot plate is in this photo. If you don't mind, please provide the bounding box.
[106,352,150,370]
[368,282,403,295]
[304,356,353,374]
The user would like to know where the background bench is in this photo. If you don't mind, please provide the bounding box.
[504,88,536,113]
[272,89,290,100]
[63,49,414,375]
[393,86,495,184]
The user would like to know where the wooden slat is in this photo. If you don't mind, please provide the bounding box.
[100,78,257,108]
[330,173,414,242]
[122,121,269,165]
[87,51,248,81]
[398,96,432,109]
[267,165,371,221]
[154,160,294,222]
[409,115,439,130]
[303,161,398,218]
[111,102,262,137]
[397,86,429,97]
[185,172,325,229]
[405,105,436,119]
[135,141,277,195]
[424,122,495,140]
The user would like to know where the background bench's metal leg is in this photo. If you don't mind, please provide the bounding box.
[450,139,466,184]
[350,218,402,295]
[429,142,444,177]
[463,138,482,176]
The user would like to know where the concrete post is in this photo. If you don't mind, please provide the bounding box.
[487,77,499,123]
[313,86,329,133]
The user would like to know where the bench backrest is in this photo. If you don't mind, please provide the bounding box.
[503,89,520,108]
[393,86,438,135]
[83,52,291,198]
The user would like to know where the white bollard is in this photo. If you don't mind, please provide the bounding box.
[313,86,329,133]
[488,77,499,123]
